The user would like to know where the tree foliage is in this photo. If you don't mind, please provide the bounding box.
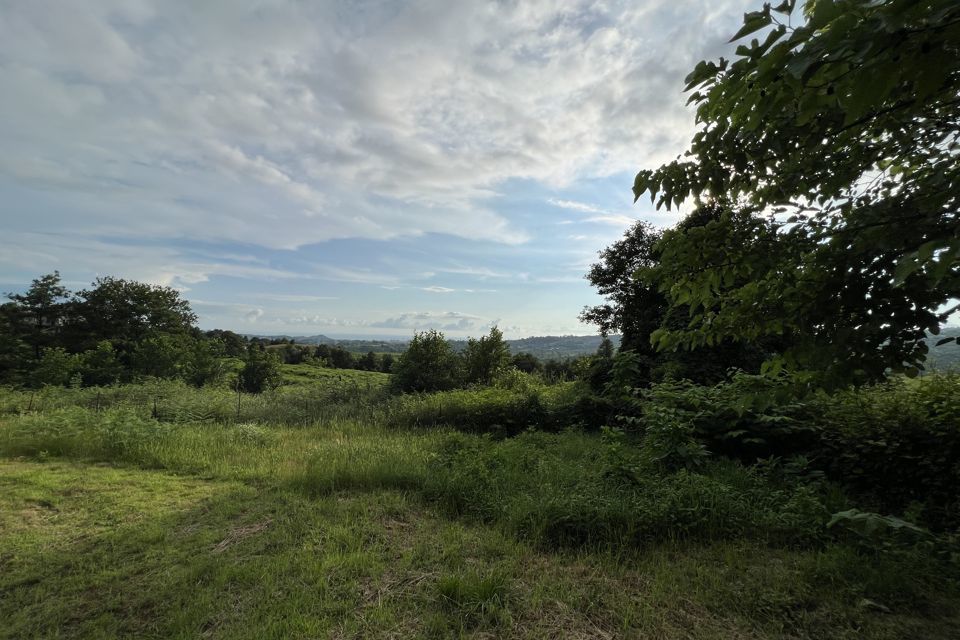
[392,329,461,392]
[581,221,666,357]
[633,0,960,385]
[463,327,510,385]
[583,209,774,386]
[237,347,283,394]
[70,277,196,353]
[0,272,228,387]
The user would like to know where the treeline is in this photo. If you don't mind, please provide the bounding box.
[259,340,395,373]
[389,327,591,392]
[0,272,590,392]
[1,273,224,388]
[268,334,583,383]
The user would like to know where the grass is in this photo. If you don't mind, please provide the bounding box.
[1,380,959,638]
[3,459,958,639]
[280,363,391,388]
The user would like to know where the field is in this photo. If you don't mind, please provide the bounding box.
[1,369,959,639]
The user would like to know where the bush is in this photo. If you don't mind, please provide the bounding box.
[237,349,282,393]
[391,330,461,392]
[810,376,960,530]
[384,388,546,434]
[422,430,832,549]
[631,373,960,531]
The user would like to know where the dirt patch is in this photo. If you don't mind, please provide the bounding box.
[211,518,273,554]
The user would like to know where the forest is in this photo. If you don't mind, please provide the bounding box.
[1,1,959,638]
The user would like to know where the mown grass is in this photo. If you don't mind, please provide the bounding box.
[1,383,959,638]
[3,459,958,639]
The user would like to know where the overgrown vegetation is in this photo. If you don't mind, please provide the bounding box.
[2,380,959,638]
[2,1,959,637]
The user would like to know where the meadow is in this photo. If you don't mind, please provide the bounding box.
[1,366,959,639]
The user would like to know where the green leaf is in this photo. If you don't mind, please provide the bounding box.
[729,11,772,43]
[772,0,795,14]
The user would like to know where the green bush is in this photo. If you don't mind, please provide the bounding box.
[810,376,960,530]
[391,329,462,392]
[422,430,832,549]
[237,349,283,393]
[632,373,960,531]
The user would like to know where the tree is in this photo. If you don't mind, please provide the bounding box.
[5,272,71,359]
[581,221,666,355]
[462,326,510,385]
[237,347,282,393]
[632,0,960,385]
[358,351,379,371]
[583,209,774,386]
[0,306,31,385]
[328,345,354,369]
[380,353,395,373]
[183,338,227,387]
[80,341,124,387]
[69,277,197,354]
[585,336,616,392]
[510,351,542,374]
[391,330,461,392]
[205,329,247,357]
[130,331,190,379]
[32,347,80,387]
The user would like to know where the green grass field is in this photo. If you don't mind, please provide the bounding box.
[1,377,958,638]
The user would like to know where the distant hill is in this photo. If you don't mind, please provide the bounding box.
[248,334,335,345]
[925,327,960,372]
[501,335,620,360]
[248,328,960,369]
[248,333,618,360]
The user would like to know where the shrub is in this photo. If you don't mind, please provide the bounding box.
[237,349,283,393]
[810,375,960,530]
[422,430,833,549]
[631,373,960,531]
[384,387,546,434]
[391,330,462,392]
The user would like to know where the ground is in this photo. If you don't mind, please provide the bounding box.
[2,457,958,639]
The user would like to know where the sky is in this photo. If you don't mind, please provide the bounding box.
[0,0,759,339]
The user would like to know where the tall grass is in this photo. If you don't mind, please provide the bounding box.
[0,377,390,426]
[0,406,436,490]
[2,375,959,560]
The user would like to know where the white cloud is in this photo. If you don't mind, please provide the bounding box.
[0,0,750,256]
[253,294,340,303]
[548,198,607,214]
[584,214,637,226]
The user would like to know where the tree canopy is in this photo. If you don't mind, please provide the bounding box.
[632,0,960,385]
[391,329,462,393]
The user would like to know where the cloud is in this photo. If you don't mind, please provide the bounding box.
[0,0,756,338]
[584,214,637,226]
[0,0,749,257]
[548,198,607,214]
[0,232,305,288]
[244,308,264,322]
[421,286,456,293]
[369,311,486,332]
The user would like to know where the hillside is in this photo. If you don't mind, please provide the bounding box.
[926,327,960,372]
[253,334,621,360]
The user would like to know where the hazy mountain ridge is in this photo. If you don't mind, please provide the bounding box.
[248,329,960,368]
